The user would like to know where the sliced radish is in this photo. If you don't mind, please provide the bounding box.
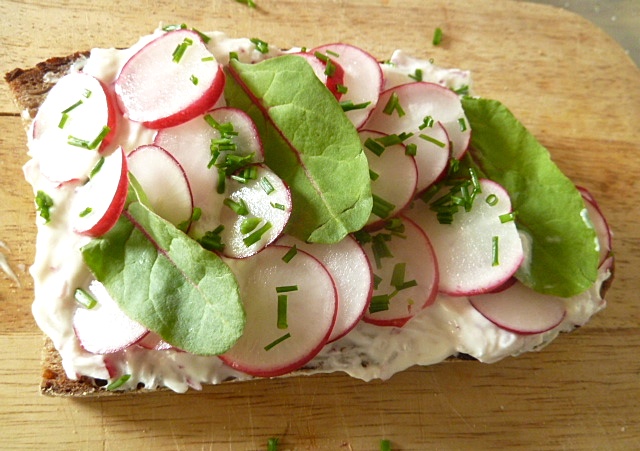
[276,234,372,341]
[312,43,383,128]
[137,332,175,351]
[578,187,612,265]
[220,245,337,377]
[154,108,263,237]
[294,52,346,100]
[73,280,149,354]
[115,29,225,129]
[31,72,117,183]
[407,179,523,296]
[359,130,418,228]
[219,164,291,258]
[361,216,439,327]
[127,144,194,227]
[469,281,567,335]
[364,82,470,160]
[71,146,128,237]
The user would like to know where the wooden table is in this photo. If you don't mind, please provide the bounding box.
[1,1,638,449]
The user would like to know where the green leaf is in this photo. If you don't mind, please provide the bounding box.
[81,201,245,355]
[225,55,372,244]
[460,97,599,297]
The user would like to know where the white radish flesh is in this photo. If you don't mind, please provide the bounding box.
[276,234,372,342]
[361,217,439,327]
[115,29,225,129]
[31,72,117,183]
[127,144,194,227]
[219,164,291,258]
[578,187,613,265]
[73,280,149,354]
[71,146,128,237]
[469,281,567,335]
[220,245,337,377]
[312,43,383,129]
[364,82,470,160]
[359,130,418,228]
[407,179,524,296]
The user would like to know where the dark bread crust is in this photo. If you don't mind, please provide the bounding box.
[6,52,615,397]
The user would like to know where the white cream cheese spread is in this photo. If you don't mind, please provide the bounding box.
[24,30,610,393]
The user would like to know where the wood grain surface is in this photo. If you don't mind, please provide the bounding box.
[1,0,639,449]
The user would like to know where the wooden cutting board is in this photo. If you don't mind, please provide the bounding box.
[1,0,638,449]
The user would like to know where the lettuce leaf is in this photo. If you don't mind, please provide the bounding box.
[461,97,599,297]
[82,200,245,355]
[225,55,372,244]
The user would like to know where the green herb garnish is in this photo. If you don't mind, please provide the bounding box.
[277,294,288,329]
[250,37,269,54]
[172,37,193,63]
[432,27,443,46]
[106,374,131,391]
[35,190,54,223]
[74,288,97,309]
[282,245,298,263]
[264,332,291,351]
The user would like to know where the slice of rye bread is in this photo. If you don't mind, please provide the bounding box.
[5,53,615,397]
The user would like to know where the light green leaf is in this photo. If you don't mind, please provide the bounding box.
[225,55,372,243]
[461,96,599,297]
[81,201,245,355]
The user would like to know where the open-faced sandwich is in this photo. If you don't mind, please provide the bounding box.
[5,25,614,395]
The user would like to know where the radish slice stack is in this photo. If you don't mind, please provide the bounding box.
[28,29,611,380]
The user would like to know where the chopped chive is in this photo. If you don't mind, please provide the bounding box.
[419,133,446,148]
[276,285,298,293]
[419,115,435,130]
[216,168,226,194]
[277,294,288,329]
[499,211,517,223]
[324,59,336,77]
[240,217,262,234]
[373,273,383,290]
[82,89,92,98]
[432,27,443,46]
[380,439,392,451]
[371,233,394,269]
[235,0,257,7]
[313,51,329,63]
[198,225,225,252]
[224,198,249,215]
[325,49,340,57]
[267,437,279,451]
[382,92,405,117]
[58,113,69,129]
[67,125,111,150]
[340,100,371,112]
[376,133,406,147]
[485,194,499,206]
[89,157,105,178]
[162,23,187,31]
[78,207,92,217]
[172,37,193,63]
[190,74,199,85]
[250,37,269,54]
[192,27,211,44]
[453,85,470,96]
[492,236,500,266]
[364,137,386,156]
[369,169,380,181]
[405,143,417,156]
[259,176,275,194]
[390,262,406,289]
[74,288,97,309]
[229,51,239,61]
[282,245,298,263]
[243,221,272,247]
[408,69,423,82]
[191,207,202,222]
[106,374,131,391]
[61,99,84,114]
[264,332,291,351]
[336,84,348,94]
[177,207,202,232]
[458,117,467,132]
[201,56,215,62]
[270,202,286,210]
[371,194,396,219]
[369,294,390,313]
[35,190,54,223]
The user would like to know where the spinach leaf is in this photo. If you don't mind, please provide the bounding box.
[225,55,372,244]
[81,200,245,355]
[461,97,599,297]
